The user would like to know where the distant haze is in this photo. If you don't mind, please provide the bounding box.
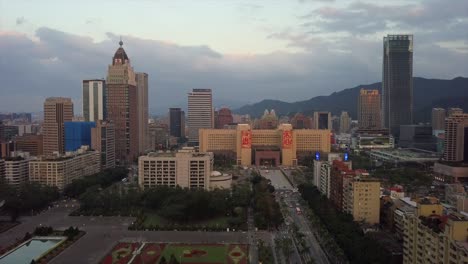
[1,0,467,115]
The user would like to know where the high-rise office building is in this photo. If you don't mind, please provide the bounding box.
[169,108,185,138]
[432,107,446,131]
[358,89,381,129]
[444,114,468,162]
[106,40,138,164]
[382,35,413,136]
[43,97,73,155]
[82,79,106,122]
[136,72,149,153]
[339,111,351,133]
[448,107,464,117]
[313,112,332,130]
[187,89,213,145]
[91,121,116,170]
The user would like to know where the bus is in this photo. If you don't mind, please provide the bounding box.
[296,207,302,215]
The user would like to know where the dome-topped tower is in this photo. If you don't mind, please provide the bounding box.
[112,38,130,65]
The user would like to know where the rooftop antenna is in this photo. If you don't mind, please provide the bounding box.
[119,36,123,47]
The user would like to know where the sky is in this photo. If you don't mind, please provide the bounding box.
[0,0,467,114]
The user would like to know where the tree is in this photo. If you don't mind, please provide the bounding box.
[169,254,180,264]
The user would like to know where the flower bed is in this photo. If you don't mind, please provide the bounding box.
[100,242,141,264]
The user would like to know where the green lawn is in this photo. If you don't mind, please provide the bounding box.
[160,244,227,263]
[143,213,167,226]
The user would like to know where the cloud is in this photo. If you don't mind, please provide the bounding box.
[0,19,467,115]
[16,17,26,25]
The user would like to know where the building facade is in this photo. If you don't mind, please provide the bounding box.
[257,109,279,129]
[136,72,149,153]
[106,40,138,164]
[64,121,96,152]
[448,108,464,117]
[199,124,330,166]
[91,121,116,170]
[138,148,213,190]
[43,97,74,156]
[314,112,332,130]
[169,108,185,138]
[187,89,213,145]
[4,157,29,188]
[431,108,446,131]
[291,113,312,129]
[14,134,43,156]
[29,148,100,190]
[215,107,234,129]
[444,114,468,162]
[382,35,414,136]
[82,79,106,122]
[403,200,468,264]
[340,111,351,134]
[358,89,381,129]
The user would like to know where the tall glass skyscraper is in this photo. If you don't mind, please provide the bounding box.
[382,34,413,137]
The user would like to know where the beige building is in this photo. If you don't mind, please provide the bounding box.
[403,199,468,264]
[29,147,100,190]
[43,97,73,155]
[448,107,464,117]
[342,174,381,224]
[339,111,351,133]
[91,121,116,170]
[138,148,214,190]
[313,112,332,130]
[136,72,149,153]
[358,89,381,129]
[444,113,468,162]
[199,124,330,166]
[431,107,446,131]
[4,157,29,188]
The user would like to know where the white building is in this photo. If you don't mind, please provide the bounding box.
[29,146,100,190]
[187,89,213,145]
[138,147,216,190]
[82,79,106,122]
[4,157,30,188]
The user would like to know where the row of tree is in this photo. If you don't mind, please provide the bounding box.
[251,173,283,230]
[63,167,128,197]
[77,183,252,224]
[299,183,392,264]
[0,180,59,221]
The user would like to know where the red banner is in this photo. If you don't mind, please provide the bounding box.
[241,130,252,149]
[282,130,292,149]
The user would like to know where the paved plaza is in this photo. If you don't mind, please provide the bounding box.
[0,200,250,264]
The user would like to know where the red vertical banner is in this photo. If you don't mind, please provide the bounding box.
[241,130,252,148]
[282,130,292,149]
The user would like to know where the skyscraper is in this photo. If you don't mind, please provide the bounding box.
[444,113,468,162]
[314,112,332,130]
[169,108,185,138]
[82,79,106,122]
[43,97,73,155]
[432,108,446,131]
[106,40,138,164]
[382,34,414,136]
[187,89,213,145]
[136,72,149,153]
[358,89,381,129]
[339,111,351,133]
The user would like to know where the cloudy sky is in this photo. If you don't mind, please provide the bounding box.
[1,0,467,114]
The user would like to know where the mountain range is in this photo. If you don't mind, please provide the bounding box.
[234,77,468,123]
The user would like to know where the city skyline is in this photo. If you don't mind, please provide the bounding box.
[1,0,467,114]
